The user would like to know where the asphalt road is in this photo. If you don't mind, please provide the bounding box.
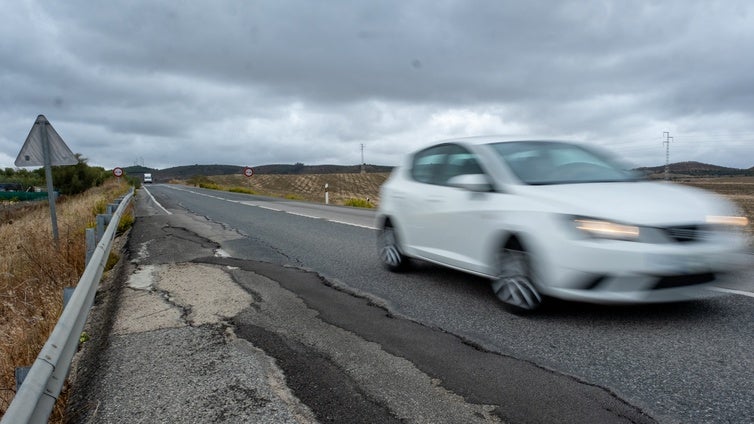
[118,184,754,423]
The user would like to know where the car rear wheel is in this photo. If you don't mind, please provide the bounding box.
[378,223,409,272]
[492,245,542,313]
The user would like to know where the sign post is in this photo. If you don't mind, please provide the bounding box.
[15,115,78,242]
[243,166,254,189]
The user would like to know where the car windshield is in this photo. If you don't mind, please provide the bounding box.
[489,141,639,185]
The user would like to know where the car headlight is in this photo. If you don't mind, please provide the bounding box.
[572,218,640,241]
[706,215,749,228]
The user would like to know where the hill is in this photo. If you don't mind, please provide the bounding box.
[124,163,393,183]
[635,161,753,177]
[122,165,156,174]
[121,160,750,184]
[253,163,393,175]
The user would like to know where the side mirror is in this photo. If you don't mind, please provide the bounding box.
[447,174,494,192]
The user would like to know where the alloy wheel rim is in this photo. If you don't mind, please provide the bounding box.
[379,228,402,267]
[493,249,541,310]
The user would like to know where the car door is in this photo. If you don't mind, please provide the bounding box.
[399,144,452,253]
[422,145,496,273]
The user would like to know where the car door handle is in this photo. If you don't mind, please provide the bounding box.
[425,196,444,203]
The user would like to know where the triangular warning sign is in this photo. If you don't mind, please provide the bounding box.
[15,115,78,167]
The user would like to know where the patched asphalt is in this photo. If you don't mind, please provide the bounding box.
[66,188,658,423]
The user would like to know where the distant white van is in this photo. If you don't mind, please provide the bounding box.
[144,173,153,183]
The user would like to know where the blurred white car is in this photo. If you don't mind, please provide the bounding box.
[376,137,750,312]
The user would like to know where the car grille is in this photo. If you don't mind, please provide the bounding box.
[663,225,705,243]
[653,272,716,289]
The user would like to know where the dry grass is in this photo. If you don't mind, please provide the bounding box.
[0,179,130,422]
[202,172,753,241]
[680,177,754,242]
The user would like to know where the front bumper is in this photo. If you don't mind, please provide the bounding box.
[536,235,752,304]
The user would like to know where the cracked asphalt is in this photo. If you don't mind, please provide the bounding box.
[65,188,658,423]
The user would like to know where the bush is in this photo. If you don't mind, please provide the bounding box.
[49,154,108,195]
[117,211,135,235]
[105,251,120,271]
[198,182,222,190]
[343,198,374,208]
[0,167,44,188]
[187,175,212,187]
[92,198,108,215]
[228,186,257,195]
[126,175,142,189]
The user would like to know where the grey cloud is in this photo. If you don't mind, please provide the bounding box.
[1,1,753,170]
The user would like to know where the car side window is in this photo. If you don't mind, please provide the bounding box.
[410,145,449,184]
[410,144,486,186]
[441,146,484,184]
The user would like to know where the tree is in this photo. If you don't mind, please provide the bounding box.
[50,154,108,195]
[291,162,305,174]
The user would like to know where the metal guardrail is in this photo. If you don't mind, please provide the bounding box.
[2,188,134,424]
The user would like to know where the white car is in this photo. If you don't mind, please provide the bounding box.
[376,137,751,313]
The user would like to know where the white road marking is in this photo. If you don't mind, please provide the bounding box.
[329,219,378,230]
[709,287,754,299]
[142,186,172,215]
[159,185,376,230]
[256,205,282,212]
[286,211,325,220]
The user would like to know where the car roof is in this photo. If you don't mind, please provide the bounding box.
[432,136,570,147]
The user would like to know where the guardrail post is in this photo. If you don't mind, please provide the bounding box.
[85,228,95,265]
[63,287,75,309]
[15,367,30,391]
[95,214,112,244]
[95,215,104,244]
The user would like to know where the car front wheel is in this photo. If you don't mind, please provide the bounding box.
[491,245,543,313]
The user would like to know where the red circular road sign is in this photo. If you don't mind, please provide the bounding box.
[243,166,254,178]
[113,167,124,178]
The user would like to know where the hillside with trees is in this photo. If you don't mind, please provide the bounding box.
[122,163,393,183]
[1,154,109,195]
[635,161,753,177]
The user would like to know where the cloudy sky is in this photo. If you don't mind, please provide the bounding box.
[2,1,753,171]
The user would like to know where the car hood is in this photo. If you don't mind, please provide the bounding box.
[515,181,737,225]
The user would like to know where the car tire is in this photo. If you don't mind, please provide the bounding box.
[491,244,543,313]
[378,223,410,272]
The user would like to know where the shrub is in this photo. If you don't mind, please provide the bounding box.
[343,198,374,208]
[198,182,221,190]
[92,198,108,215]
[228,186,257,195]
[50,154,108,195]
[117,209,135,235]
[187,175,212,187]
[105,251,120,271]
